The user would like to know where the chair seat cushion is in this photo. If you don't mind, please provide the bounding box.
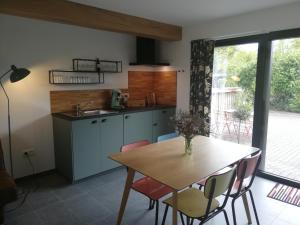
[132,176,173,200]
[163,188,219,218]
[0,170,17,205]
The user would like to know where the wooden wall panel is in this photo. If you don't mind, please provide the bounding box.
[128,71,177,106]
[50,89,112,113]
[0,0,182,41]
[154,71,177,105]
[128,71,154,106]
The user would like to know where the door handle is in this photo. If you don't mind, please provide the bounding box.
[162,110,167,114]
[153,123,158,126]
[125,115,130,119]
[91,120,98,124]
[101,118,107,123]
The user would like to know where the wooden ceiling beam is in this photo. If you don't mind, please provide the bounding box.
[0,0,182,41]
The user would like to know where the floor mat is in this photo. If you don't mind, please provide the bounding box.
[267,183,300,207]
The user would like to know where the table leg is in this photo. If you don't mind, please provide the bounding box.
[172,190,178,225]
[116,168,135,225]
[242,193,252,224]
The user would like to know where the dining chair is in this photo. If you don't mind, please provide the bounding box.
[157,132,178,142]
[121,140,173,225]
[230,151,262,225]
[197,151,262,225]
[161,166,237,225]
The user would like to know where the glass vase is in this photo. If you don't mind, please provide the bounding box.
[184,138,192,155]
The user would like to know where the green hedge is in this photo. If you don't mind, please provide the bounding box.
[215,39,300,112]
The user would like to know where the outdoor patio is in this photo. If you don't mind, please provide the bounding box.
[211,110,300,182]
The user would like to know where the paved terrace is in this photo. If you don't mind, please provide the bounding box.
[211,111,300,182]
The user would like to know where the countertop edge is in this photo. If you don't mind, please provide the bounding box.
[52,105,176,121]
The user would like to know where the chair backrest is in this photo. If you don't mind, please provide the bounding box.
[237,151,261,180]
[0,139,5,170]
[121,140,150,152]
[204,166,237,199]
[236,150,262,191]
[157,132,177,142]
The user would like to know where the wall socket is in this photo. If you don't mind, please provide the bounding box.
[23,148,35,157]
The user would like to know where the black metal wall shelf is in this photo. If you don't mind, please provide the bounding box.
[72,58,122,73]
[99,60,122,73]
[49,70,104,85]
[49,58,122,85]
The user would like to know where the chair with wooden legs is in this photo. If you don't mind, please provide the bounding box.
[121,140,173,225]
[161,165,237,225]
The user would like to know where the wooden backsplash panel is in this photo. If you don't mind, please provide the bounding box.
[128,71,154,105]
[128,71,177,106]
[154,71,177,105]
[50,89,112,113]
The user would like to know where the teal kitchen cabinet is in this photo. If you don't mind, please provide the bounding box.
[53,107,176,182]
[100,115,123,171]
[53,115,123,182]
[53,117,102,181]
[166,107,176,132]
[152,108,176,142]
[72,118,102,180]
[124,111,153,144]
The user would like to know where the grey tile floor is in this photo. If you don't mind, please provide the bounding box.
[4,168,300,225]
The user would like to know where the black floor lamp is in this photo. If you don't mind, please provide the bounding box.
[0,65,30,177]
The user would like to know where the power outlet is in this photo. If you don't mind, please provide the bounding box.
[23,148,35,157]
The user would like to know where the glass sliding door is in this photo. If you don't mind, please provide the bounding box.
[210,43,258,145]
[264,37,300,182]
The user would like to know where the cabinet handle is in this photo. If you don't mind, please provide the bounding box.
[125,115,130,119]
[91,120,98,124]
[153,123,158,126]
[101,119,107,123]
[162,110,167,114]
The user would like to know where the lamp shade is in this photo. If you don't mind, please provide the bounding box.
[10,65,30,83]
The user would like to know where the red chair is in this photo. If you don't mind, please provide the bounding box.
[121,140,173,225]
[198,151,262,225]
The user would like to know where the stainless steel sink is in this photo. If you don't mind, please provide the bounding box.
[81,109,118,116]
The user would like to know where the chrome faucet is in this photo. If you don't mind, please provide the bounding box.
[74,101,94,116]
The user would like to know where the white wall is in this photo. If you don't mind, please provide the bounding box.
[0,14,139,178]
[162,1,300,111]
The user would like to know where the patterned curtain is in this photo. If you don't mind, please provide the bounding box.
[190,39,215,136]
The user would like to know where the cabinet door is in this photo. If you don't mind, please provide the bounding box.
[100,115,124,171]
[166,108,176,133]
[152,108,175,142]
[124,111,153,144]
[72,119,101,180]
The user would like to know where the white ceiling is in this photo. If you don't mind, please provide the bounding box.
[70,0,299,26]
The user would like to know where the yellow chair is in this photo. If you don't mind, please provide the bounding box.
[161,166,237,225]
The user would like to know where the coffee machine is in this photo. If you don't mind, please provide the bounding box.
[111,89,128,109]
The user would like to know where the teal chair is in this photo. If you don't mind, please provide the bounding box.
[157,132,177,142]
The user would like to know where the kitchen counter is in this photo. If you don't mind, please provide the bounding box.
[52,105,176,121]
[52,105,176,181]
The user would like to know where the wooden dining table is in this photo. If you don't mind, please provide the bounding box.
[109,135,260,225]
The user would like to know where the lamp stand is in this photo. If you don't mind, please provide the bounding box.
[0,69,14,177]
